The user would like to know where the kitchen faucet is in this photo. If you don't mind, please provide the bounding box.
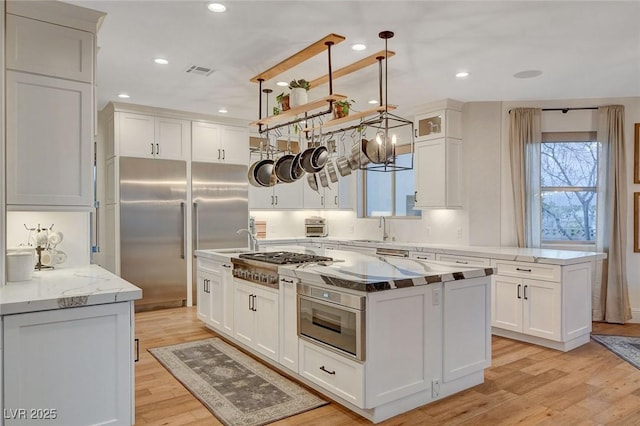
[379,216,390,242]
[237,228,259,251]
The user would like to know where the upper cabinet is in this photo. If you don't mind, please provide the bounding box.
[4,2,105,210]
[118,112,189,160]
[5,14,94,83]
[192,121,249,165]
[413,99,463,209]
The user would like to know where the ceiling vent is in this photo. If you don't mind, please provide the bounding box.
[184,65,215,76]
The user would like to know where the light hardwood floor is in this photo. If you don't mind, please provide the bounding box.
[134,307,640,425]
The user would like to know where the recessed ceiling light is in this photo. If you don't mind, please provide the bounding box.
[218,108,228,114]
[352,44,367,51]
[154,58,169,65]
[368,99,378,104]
[276,81,288,87]
[455,71,469,78]
[207,3,226,13]
[117,93,130,99]
[513,70,543,79]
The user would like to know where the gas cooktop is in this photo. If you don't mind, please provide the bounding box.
[238,251,333,265]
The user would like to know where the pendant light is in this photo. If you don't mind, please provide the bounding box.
[360,30,414,172]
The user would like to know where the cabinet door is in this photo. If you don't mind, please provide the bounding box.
[249,185,275,209]
[233,282,255,346]
[6,71,92,207]
[279,276,299,372]
[208,270,224,331]
[254,287,279,361]
[196,270,212,323]
[156,117,188,160]
[3,303,132,426]
[6,15,94,83]
[274,180,304,209]
[221,265,235,336]
[414,138,461,208]
[414,110,445,142]
[221,125,249,165]
[303,182,325,209]
[118,112,156,159]
[491,275,523,333]
[523,279,561,341]
[324,183,340,209]
[192,121,221,162]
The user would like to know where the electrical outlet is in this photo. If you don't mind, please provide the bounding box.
[457,227,462,239]
[432,379,440,398]
[426,226,432,237]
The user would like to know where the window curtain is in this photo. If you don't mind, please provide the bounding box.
[594,105,631,323]
[508,108,542,248]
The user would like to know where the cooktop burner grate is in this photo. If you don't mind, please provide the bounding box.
[238,251,333,265]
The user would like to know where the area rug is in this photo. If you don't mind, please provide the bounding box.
[148,338,327,426]
[591,335,640,370]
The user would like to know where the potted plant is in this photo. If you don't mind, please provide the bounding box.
[333,99,354,119]
[276,92,290,111]
[289,79,310,107]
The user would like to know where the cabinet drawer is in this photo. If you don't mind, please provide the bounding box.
[436,254,491,267]
[299,340,364,407]
[410,251,435,261]
[492,260,561,282]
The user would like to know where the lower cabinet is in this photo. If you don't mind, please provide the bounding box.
[491,260,592,351]
[234,280,279,361]
[197,259,233,336]
[2,302,134,426]
[279,276,299,372]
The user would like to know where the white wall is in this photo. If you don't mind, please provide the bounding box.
[6,211,91,267]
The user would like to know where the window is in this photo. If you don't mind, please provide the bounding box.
[539,132,598,243]
[364,146,421,217]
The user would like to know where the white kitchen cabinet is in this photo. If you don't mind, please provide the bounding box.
[197,259,234,336]
[3,302,134,426]
[234,280,279,361]
[414,138,462,209]
[491,260,591,351]
[118,112,189,160]
[192,121,249,165]
[5,71,93,208]
[249,180,304,209]
[6,14,94,83]
[279,276,299,372]
[435,253,490,267]
[196,268,215,326]
[414,109,461,142]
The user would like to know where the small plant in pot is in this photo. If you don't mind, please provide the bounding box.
[289,79,310,107]
[334,99,354,119]
[276,92,290,112]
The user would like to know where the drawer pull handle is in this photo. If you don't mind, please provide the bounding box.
[222,264,231,268]
[281,278,294,284]
[320,366,336,375]
[417,256,430,260]
[455,260,468,264]
[516,267,532,272]
[134,338,140,362]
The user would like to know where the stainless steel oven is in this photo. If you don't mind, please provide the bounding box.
[298,283,366,361]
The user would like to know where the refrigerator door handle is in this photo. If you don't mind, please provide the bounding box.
[193,202,199,251]
[180,202,186,259]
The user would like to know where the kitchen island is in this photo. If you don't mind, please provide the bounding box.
[0,264,141,426]
[195,247,495,423]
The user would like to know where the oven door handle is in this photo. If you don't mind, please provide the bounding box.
[297,292,364,313]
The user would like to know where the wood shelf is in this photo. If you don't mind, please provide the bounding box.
[308,50,395,89]
[250,34,346,83]
[250,94,347,126]
[302,105,397,132]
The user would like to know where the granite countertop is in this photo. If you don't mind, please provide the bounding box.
[278,249,495,292]
[0,264,142,315]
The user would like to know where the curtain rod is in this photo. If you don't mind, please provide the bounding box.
[508,106,598,114]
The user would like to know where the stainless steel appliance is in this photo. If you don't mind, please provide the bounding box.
[298,283,366,361]
[305,216,328,237]
[232,251,333,289]
[191,162,249,302]
[120,157,187,311]
[119,158,248,311]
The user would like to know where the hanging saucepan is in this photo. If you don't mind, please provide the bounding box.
[274,154,296,183]
[253,158,276,187]
[248,160,263,187]
[326,161,339,183]
[300,147,322,174]
[310,145,329,170]
[307,173,319,192]
[335,156,352,177]
[364,136,394,164]
[317,169,330,188]
[290,152,305,180]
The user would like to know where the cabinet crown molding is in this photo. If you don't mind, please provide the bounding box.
[7,0,106,34]
[412,98,464,115]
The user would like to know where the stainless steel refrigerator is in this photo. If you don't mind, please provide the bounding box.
[119,157,248,311]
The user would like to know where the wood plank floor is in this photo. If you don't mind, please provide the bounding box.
[134,307,640,425]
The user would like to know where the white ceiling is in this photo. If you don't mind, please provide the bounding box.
[68,1,640,122]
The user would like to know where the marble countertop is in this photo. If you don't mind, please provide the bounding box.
[0,264,142,315]
[278,249,495,292]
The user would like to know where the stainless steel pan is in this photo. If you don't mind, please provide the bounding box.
[307,173,319,192]
[274,154,295,183]
[326,161,339,183]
